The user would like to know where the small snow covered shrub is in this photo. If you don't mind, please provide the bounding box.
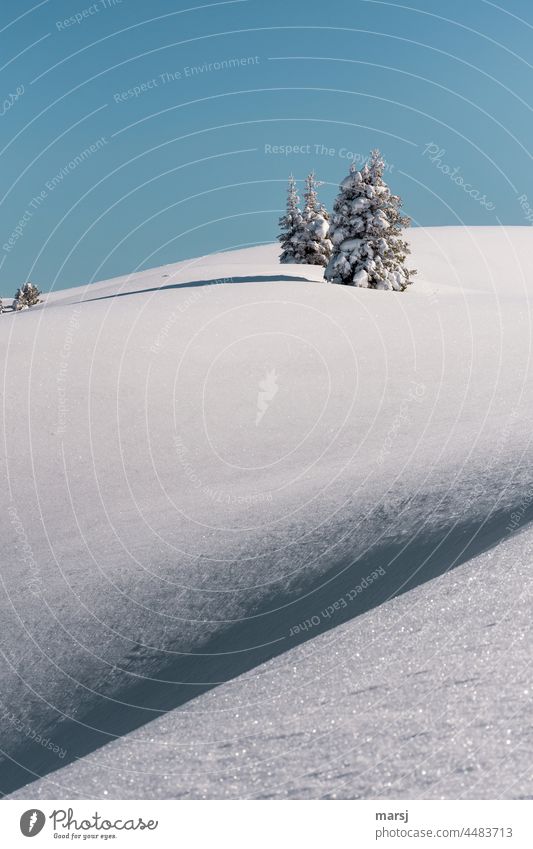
[279,175,304,263]
[13,281,42,309]
[279,173,332,266]
[325,150,415,290]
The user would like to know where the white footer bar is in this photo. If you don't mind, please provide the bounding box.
[2,799,532,848]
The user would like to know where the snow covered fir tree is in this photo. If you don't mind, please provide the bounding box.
[278,175,303,263]
[13,281,42,309]
[324,150,415,290]
[279,173,331,266]
[298,172,332,266]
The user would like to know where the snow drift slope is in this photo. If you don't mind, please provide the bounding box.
[1,227,533,796]
[10,519,533,800]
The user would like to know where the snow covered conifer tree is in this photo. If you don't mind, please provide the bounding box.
[14,281,42,309]
[325,150,415,290]
[278,175,304,263]
[279,173,332,266]
[296,172,332,266]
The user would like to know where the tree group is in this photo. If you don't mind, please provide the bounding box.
[1,281,42,314]
[14,281,42,309]
[279,150,415,291]
[279,172,332,266]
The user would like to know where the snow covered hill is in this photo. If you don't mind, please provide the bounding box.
[2,227,533,798]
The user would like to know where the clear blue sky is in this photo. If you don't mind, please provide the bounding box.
[1,0,532,292]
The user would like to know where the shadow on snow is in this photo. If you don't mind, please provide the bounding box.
[3,496,532,796]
